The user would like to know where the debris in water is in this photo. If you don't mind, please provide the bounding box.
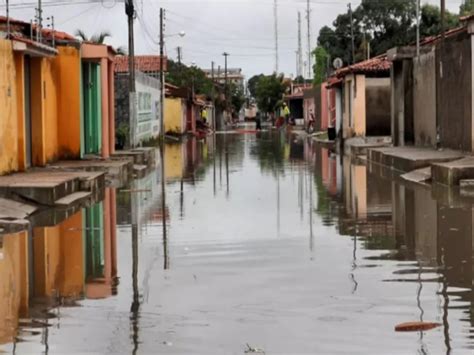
[395,322,441,332]
[245,343,265,354]
[163,341,173,346]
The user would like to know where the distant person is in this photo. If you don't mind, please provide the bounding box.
[282,103,291,125]
[255,112,262,131]
[201,108,208,124]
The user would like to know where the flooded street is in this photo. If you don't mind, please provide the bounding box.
[1,130,474,354]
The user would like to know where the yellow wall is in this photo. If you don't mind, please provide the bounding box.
[343,74,366,138]
[0,40,19,174]
[165,97,185,134]
[165,143,184,180]
[54,46,82,159]
[0,231,29,344]
[14,54,26,171]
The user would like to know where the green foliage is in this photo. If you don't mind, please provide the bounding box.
[166,60,214,97]
[254,74,288,115]
[75,30,111,44]
[317,0,461,67]
[115,123,129,150]
[312,46,329,85]
[230,83,245,113]
[420,4,459,37]
[247,74,264,98]
[460,0,474,15]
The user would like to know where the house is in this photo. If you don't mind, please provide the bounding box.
[114,55,167,146]
[203,68,245,89]
[333,56,392,139]
[326,77,343,138]
[164,83,188,135]
[388,15,474,151]
[0,16,117,176]
[284,83,311,125]
[81,42,116,158]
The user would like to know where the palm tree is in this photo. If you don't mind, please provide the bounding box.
[74,29,111,44]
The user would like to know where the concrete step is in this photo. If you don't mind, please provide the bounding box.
[432,157,474,186]
[49,160,133,188]
[113,148,156,166]
[368,147,464,172]
[0,172,81,206]
[55,191,92,206]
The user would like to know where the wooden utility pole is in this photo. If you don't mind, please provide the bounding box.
[441,0,446,40]
[223,52,229,108]
[125,0,136,147]
[306,0,312,79]
[211,61,216,132]
[348,3,355,64]
[416,0,420,58]
[6,0,10,38]
[159,7,168,253]
[160,8,165,141]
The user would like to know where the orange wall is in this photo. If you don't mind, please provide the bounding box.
[14,53,26,171]
[0,231,29,344]
[55,46,82,159]
[42,58,59,164]
[30,57,45,166]
[0,40,19,174]
[33,211,84,298]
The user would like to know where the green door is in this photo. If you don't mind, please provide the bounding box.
[85,202,104,280]
[82,62,102,155]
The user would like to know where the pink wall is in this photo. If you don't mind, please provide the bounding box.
[321,83,329,131]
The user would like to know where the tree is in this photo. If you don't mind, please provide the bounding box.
[420,4,459,37]
[312,46,329,85]
[247,74,264,98]
[166,60,214,97]
[254,74,288,115]
[460,0,474,16]
[75,30,111,44]
[230,83,245,113]
[318,0,462,67]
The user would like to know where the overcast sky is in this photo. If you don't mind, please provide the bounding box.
[3,0,462,79]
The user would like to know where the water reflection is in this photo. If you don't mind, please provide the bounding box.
[0,189,117,351]
[3,131,474,353]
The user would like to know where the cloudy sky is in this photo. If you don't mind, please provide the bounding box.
[3,0,462,79]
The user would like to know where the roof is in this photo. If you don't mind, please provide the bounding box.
[335,55,391,78]
[114,55,168,73]
[325,76,343,88]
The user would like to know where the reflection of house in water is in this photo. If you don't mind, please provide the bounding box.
[0,190,117,345]
[339,156,394,240]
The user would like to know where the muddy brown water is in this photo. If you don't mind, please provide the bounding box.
[1,130,473,354]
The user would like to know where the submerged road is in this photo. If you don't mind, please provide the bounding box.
[2,130,474,354]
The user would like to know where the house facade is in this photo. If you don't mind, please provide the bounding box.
[389,16,474,152]
[331,56,392,139]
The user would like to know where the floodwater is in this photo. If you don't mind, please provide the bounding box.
[1,129,474,354]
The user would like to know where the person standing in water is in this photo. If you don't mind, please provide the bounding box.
[255,112,262,131]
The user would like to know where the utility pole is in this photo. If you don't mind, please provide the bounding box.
[441,0,446,40]
[274,0,279,73]
[223,52,229,109]
[177,46,182,65]
[38,0,43,42]
[125,0,136,147]
[6,0,10,38]
[297,11,303,78]
[416,0,420,58]
[306,0,312,79]
[160,8,165,141]
[211,61,216,132]
[159,7,168,252]
[348,3,355,64]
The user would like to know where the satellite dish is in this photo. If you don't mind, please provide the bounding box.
[333,58,343,69]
